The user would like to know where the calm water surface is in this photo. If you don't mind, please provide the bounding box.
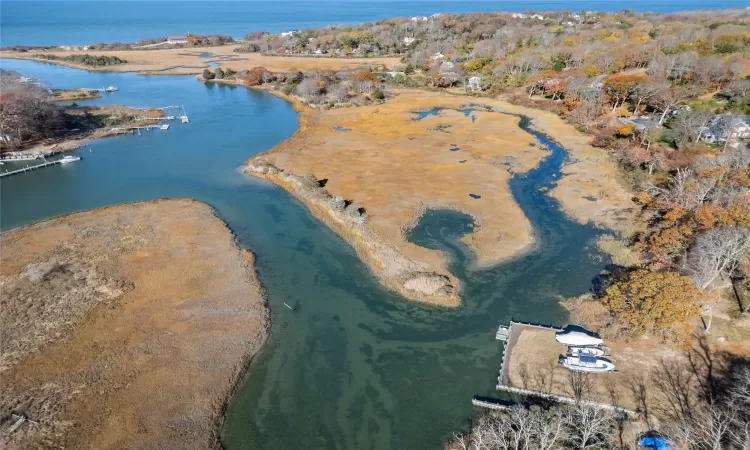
[2,0,745,47]
[0,59,606,449]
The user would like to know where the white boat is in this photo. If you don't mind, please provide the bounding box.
[560,355,615,373]
[59,155,81,164]
[105,86,118,92]
[160,124,170,130]
[180,115,189,123]
[568,346,605,358]
[556,330,603,347]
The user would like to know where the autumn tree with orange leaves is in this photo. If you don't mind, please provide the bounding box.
[601,270,703,340]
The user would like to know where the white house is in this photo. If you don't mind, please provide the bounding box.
[511,13,528,19]
[280,30,300,37]
[167,35,189,44]
[531,14,545,20]
[410,16,428,22]
[403,37,417,45]
[440,61,456,71]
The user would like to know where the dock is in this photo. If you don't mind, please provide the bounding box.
[471,397,511,411]
[0,151,54,162]
[491,320,639,417]
[0,159,69,178]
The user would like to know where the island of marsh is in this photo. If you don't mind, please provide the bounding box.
[0,199,268,450]
[246,90,634,306]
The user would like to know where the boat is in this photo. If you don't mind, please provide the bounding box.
[555,330,603,347]
[559,355,615,373]
[105,86,118,92]
[160,124,170,130]
[59,155,81,164]
[568,346,606,358]
[180,115,189,123]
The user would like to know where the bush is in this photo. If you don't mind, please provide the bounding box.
[371,89,385,100]
[202,69,215,80]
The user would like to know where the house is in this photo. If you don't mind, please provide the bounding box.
[511,13,528,19]
[440,61,456,71]
[403,37,417,45]
[617,117,659,132]
[701,115,750,148]
[167,35,189,45]
[410,16,428,22]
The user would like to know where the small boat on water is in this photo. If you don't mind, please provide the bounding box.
[160,124,170,130]
[559,355,615,373]
[105,86,118,92]
[568,346,606,358]
[59,155,81,164]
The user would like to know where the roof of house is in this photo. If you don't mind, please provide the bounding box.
[167,35,188,41]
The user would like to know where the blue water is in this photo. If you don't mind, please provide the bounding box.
[2,0,745,47]
[1,59,609,449]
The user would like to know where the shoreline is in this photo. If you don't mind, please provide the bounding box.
[0,45,400,75]
[2,104,164,156]
[0,199,269,450]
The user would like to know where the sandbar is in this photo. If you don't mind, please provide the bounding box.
[0,45,401,75]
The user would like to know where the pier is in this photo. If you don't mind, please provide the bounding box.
[0,151,54,161]
[0,159,69,178]
[488,320,639,417]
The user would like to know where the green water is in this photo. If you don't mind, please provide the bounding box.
[0,61,606,450]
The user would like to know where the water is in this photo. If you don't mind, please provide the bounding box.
[0,60,606,449]
[2,0,745,47]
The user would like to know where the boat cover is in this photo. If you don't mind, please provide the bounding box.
[555,330,603,346]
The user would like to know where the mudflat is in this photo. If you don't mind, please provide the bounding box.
[245,90,634,306]
[0,199,268,449]
[0,45,401,74]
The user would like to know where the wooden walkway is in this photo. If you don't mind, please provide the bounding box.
[0,160,66,178]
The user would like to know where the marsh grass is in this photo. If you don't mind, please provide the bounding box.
[596,235,642,268]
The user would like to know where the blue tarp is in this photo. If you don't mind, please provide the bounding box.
[639,435,672,450]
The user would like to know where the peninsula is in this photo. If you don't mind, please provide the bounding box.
[0,199,268,450]
[246,90,633,305]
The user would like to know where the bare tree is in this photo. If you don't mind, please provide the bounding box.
[687,227,750,292]
[566,403,617,450]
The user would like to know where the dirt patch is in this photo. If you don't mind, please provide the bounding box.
[246,91,550,306]
[0,199,268,449]
[0,45,400,75]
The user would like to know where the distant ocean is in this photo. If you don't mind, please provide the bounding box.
[1,0,747,47]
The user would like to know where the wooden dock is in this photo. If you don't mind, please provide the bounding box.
[0,159,69,178]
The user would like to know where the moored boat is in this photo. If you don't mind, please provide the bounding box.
[559,355,615,373]
[568,346,606,358]
[59,155,81,164]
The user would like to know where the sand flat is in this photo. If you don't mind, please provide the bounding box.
[0,199,267,450]
[0,45,400,74]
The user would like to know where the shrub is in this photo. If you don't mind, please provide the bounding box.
[202,69,215,80]
[371,89,385,100]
